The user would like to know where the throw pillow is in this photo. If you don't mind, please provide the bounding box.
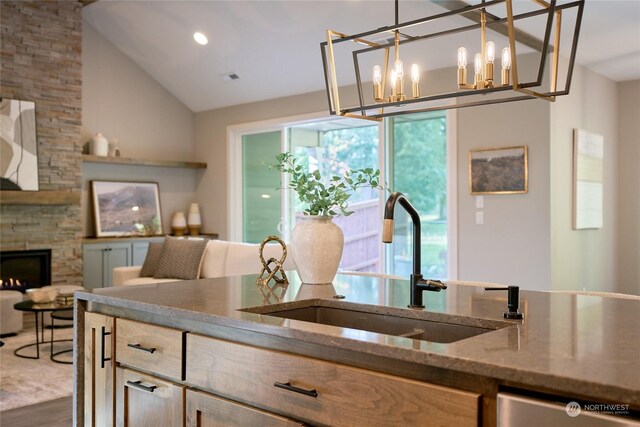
[140,241,165,277]
[153,237,208,280]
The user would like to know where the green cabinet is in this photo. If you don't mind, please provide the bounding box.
[83,236,209,289]
[82,243,131,289]
[83,238,165,288]
[132,241,153,266]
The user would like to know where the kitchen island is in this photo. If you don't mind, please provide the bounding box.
[73,273,640,426]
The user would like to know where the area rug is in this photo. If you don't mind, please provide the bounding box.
[0,326,73,411]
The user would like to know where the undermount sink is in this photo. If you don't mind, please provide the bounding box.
[242,300,510,344]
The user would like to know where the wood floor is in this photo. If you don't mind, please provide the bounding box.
[0,396,72,426]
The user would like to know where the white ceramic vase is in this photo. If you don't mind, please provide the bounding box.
[290,215,344,285]
[90,133,109,157]
[171,212,187,236]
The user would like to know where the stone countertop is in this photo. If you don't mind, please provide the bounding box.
[76,273,640,406]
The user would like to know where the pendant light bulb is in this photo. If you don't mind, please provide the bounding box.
[501,47,511,86]
[485,41,495,64]
[390,70,397,96]
[474,53,482,75]
[501,47,511,70]
[373,65,383,101]
[373,65,382,84]
[411,64,420,83]
[458,47,467,69]
[411,64,420,98]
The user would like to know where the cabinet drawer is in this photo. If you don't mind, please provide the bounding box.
[116,318,184,380]
[187,334,480,427]
[116,368,183,427]
[186,388,304,427]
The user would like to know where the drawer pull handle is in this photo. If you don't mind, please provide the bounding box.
[100,327,111,369]
[127,343,156,354]
[274,382,318,398]
[126,380,157,393]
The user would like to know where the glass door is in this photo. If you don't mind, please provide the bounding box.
[289,120,382,273]
[231,112,455,279]
[387,112,449,279]
[241,131,283,243]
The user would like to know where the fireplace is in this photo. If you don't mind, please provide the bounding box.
[0,249,52,292]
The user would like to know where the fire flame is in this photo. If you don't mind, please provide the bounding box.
[0,278,23,288]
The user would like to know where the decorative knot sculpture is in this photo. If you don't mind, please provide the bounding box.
[256,236,289,304]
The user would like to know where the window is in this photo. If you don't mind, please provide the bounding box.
[387,112,449,279]
[289,122,381,273]
[230,111,456,278]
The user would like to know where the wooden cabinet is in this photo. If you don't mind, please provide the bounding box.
[186,389,303,427]
[83,243,131,289]
[83,311,480,427]
[187,333,480,427]
[115,367,184,427]
[115,318,185,381]
[84,312,115,427]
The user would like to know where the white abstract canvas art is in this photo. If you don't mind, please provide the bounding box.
[0,98,39,191]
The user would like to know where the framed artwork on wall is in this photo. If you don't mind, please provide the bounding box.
[0,98,39,191]
[468,145,528,195]
[573,129,603,229]
[91,180,163,237]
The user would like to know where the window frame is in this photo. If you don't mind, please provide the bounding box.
[227,110,458,279]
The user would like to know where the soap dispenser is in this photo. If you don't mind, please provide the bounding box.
[484,285,524,319]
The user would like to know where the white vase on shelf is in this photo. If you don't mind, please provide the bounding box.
[108,138,120,157]
[171,212,187,236]
[90,133,109,157]
[187,203,201,235]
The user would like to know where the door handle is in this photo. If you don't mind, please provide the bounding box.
[100,327,111,368]
[126,380,157,393]
[127,343,156,354]
[274,381,318,397]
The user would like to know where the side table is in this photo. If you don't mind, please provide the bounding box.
[12,300,74,360]
[50,310,74,364]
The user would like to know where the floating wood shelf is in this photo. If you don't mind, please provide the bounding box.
[82,233,219,243]
[1,190,80,205]
[82,154,207,169]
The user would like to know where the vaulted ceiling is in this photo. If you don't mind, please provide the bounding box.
[83,0,640,113]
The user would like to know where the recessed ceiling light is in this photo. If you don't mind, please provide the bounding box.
[193,32,208,46]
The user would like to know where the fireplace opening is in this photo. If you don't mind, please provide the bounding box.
[0,249,52,292]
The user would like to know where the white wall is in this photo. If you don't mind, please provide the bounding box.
[617,80,640,295]
[82,22,200,236]
[457,100,552,291]
[550,65,619,292]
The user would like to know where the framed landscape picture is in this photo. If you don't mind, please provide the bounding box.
[469,145,528,195]
[91,181,163,237]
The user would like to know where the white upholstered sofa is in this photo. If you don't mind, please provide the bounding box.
[113,239,295,287]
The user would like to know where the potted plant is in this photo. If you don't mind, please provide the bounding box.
[272,152,385,285]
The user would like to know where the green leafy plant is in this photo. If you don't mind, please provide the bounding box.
[271,152,385,217]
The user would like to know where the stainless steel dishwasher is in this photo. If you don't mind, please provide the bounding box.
[497,392,640,427]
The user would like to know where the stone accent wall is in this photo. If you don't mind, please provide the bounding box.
[1,1,83,286]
